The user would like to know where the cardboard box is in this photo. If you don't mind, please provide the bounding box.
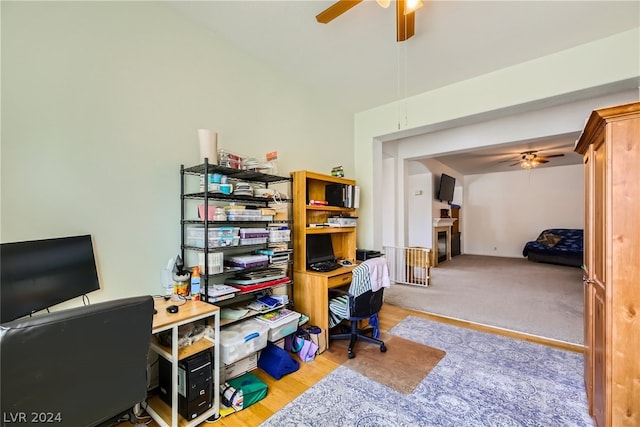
[223,352,258,381]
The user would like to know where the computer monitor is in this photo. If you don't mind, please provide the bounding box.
[306,234,336,266]
[0,235,101,323]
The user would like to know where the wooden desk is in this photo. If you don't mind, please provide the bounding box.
[293,266,354,341]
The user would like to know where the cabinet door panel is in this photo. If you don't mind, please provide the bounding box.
[592,283,606,427]
[582,148,594,410]
[591,136,607,427]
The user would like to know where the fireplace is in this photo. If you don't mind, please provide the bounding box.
[437,231,447,263]
[432,218,457,266]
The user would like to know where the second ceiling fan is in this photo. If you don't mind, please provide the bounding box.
[316,0,424,42]
[507,151,565,169]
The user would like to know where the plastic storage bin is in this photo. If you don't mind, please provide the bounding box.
[219,319,269,365]
[198,251,224,274]
[268,229,291,243]
[224,254,269,269]
[225,208,273,222]
[256,310,301,342]
[239,237,269,246]
[239,228,269,239]
[186,226,240,248]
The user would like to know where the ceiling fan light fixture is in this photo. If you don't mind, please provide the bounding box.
[520,160,538,169]
[404,0,424,14]
[376,0,391,8]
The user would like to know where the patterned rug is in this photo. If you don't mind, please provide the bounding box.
[261,316,593,427]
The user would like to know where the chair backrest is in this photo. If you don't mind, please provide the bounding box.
[350,289,385,319]
[0,295,154,427]
[348,257,389,319]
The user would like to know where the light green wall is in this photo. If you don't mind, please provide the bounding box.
[2,2,639,306]
[1,2,353,305]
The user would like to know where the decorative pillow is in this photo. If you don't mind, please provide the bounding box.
[537,232,563,247]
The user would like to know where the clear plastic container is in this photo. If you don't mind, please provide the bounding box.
[239,228,269,238]
[186,226,241,248]
[266,151,278,175]
[239,237,268,246]
[219,319,269,364]
[218,149,243,170]
[268,229,291,243]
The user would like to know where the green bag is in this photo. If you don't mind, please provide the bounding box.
[225,372,267,410]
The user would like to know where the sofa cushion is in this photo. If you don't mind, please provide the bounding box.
[537,232,563,247]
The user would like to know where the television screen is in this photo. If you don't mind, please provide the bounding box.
[306,234,336,265]
[438,173,456,203]
[0,235,101,323]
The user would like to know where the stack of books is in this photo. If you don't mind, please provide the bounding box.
[203,284,237,303]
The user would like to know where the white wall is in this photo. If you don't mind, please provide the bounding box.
[375,89,638,252]
[405,167,431,247]
[1,2,353,306]
[354,28,639,252]
[463,164,584,257]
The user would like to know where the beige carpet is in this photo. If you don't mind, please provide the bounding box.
[384,254,584,344]
[324,333,446,394]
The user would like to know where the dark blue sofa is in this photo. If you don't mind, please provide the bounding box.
[522,228,584,268]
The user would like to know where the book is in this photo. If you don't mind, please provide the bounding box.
[205,292,236,303]
[228,277,291,293]
[255,308,298,324]
[245,300,274,312]
[257,295,280,307]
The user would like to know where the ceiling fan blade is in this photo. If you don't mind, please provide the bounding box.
[535,159,550,164]
[316,0,363,24]
[396,0,415,42]
[539,154,565,159]
[509,162,521,167]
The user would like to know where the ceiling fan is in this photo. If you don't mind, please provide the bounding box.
[316,0,424,42]
[505,151,565,169]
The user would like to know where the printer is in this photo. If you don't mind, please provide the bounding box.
[356,249,382,261]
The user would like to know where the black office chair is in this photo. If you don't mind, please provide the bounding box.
[1,296,154,426]
[328,257,389,359]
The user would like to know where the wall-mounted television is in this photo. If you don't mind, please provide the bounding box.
[437,173,456,203]
[0,234,101,323]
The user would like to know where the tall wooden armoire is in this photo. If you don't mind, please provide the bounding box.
[574,101,640,427]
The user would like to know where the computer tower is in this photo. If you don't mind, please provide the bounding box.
[159,349,213,421]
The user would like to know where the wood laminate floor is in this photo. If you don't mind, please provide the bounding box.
[128,303,582,427]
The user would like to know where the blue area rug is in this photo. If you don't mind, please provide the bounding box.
[261,316,593,427]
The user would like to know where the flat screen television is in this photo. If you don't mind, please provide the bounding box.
[0,234,101,323]
[437,173,456,203]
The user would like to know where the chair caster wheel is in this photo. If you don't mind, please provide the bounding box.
[380,344,387,353]
[348,351,355,359]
